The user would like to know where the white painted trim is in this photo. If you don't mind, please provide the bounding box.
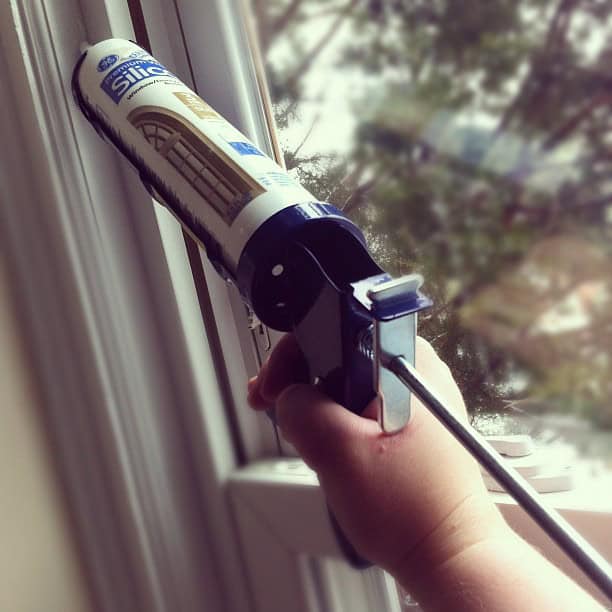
[1,1,254,610]
[230,459,612,608]
[229,460,403,612]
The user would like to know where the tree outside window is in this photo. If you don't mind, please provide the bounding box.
[252,0,612,463]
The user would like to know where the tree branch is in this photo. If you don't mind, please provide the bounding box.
[339,156,401,215]
[264,0,305,52]
[542,92,611,150]
[495,0,580,135]
[341,176,378,214]
[282,0,359,94]
[292,111,321,158]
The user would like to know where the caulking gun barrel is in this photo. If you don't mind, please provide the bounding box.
[72,39,376,331]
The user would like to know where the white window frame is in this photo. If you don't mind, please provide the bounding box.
[2,1,610,612]
[1,1,254,610]
[153,1,612,607]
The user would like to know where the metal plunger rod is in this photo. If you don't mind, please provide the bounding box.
[389,355,612,602]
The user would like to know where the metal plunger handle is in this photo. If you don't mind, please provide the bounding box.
[389,355,612,602]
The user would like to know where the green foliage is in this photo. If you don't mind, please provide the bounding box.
[255,0,612,426]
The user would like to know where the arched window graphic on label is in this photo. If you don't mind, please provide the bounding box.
[128,106,265,224]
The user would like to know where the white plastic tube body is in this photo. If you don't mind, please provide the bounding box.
[75,39,314,274]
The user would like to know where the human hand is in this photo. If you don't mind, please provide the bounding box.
[247,334,507,582]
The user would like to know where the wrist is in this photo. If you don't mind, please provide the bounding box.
[397,526,605,612]
[390,491,509,590]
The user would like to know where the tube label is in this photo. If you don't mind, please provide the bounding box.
[76,40,315,271]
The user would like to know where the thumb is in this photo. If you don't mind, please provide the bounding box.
[275,384,379,472]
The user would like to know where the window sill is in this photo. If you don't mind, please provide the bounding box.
[490,471,612,513]
[229,457,612,604]
[233,456,612,513]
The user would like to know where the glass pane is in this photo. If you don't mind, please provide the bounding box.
[251,1,612,466]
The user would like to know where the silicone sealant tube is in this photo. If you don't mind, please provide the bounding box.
[73,39,366,327]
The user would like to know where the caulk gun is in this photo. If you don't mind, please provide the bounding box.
[72,39,612,599]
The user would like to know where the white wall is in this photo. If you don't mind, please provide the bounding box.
[0,256,93,612]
